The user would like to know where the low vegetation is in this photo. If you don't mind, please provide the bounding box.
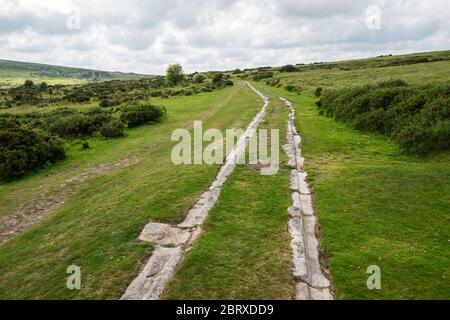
[0,102,165,179]
[0,118,66,179]
[317,80,450,155]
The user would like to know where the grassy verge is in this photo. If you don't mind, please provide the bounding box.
[0,83,264,299]
[164,88,294,299]
[263,84,450,299]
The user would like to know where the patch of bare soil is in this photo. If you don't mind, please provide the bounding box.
[0,157,139,244]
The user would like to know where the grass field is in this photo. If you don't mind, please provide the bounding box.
[0,59,146,88]
[0,83,264,299]
[0,67,85,88]
[261,84,450,299]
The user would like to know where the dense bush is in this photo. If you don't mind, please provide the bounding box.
[317,80,450,155]
[285,84,299,92]
[0,118,65,179]
[279,64,298,72]
[120,102,166,128]
[212,73,224,84]
[315,87,323,97]
[99,119,125,138]
[253,71,273,81]
[99,98,121,108]
[48,109,112,138]
[193,74,206,84]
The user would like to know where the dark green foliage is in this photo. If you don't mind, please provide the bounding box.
[212,73,224,84]
[39,82,48,92]
[0,118,65,179]
[99,119,125,138]
[315,87,323,97]
[284,84,298,92]
[166,64,185,85]
[253,71,273,81]
[279,64,298,72]
[24,80,34,88]
[267,78,280,87]
[193,74,206,84]
[120,102,166,128]
[48,109,111,138]
[317,80,450,154]
[65,89,92,103]
[99,98,121,108]
[82,141,90,149]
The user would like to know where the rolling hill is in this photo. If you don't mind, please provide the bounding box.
[0,59,150,87]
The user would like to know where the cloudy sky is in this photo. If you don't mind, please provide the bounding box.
[0,0,449,74]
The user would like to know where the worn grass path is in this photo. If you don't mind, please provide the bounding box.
[0,83,264,299]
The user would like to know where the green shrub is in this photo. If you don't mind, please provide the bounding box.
[285,84,297,92]
[120,102,166,128]
[253,72,273,81]
[48,109,111,138]
[318,80,450,155]
[100,119,125,138]
[315,87,323,97]
[212,73,224,84]
[0,118,65,179]
[280,64,298,72]
[99,99,120,108]
[193,74,206,84]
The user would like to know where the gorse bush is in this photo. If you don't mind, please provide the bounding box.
[99,119,126,138]
[120,102,166,128]
[0,118,65,179]
[279,64,298,72]
[317,80,450,155]
[315,87,323,97]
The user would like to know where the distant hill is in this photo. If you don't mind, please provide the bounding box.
[0,59,152,87]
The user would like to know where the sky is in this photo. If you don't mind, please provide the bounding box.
[0,0,449,75]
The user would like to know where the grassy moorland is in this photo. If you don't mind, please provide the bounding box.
[0,83,263,299]
[164,92,294,299]
[259,74,450,299]
[0,59,145,88]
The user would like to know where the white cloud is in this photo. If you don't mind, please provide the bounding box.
[0,0,449,74]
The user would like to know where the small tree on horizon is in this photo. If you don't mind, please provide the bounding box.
[166,64,185,85]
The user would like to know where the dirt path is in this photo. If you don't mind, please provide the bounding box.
[121,82,270,300]
[0,157,138,244]
[280,96,334,300]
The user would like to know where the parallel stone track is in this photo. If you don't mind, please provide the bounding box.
[280,96,334,300]
[121,84,333,300]
[121,82,269,300]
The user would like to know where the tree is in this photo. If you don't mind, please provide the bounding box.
[166,64,185,85]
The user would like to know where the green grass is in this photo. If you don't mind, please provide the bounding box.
[274,59,450,92]
[0,59,145,88]
[164,91,294,300]
[262,85,450,299]
[0,83,264,299]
